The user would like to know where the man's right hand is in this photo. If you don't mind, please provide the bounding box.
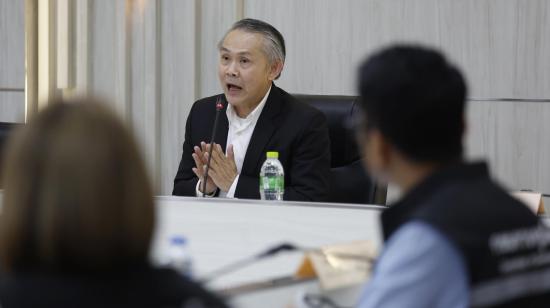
[192,142,218,194]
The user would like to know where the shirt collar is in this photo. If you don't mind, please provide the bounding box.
[226,85,272,126]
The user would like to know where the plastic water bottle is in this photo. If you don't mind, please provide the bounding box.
[167,235,193,277]
[260,151,285,200]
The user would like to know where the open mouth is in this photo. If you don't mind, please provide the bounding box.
[226,83,243,92]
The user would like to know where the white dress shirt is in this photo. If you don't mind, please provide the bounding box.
[196,86,272,198]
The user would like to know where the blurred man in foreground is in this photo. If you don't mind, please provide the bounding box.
[356,45,550,307]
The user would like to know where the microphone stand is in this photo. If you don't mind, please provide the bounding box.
[198,242,374,284]
[202,96,224,196]
[199,243,298,283]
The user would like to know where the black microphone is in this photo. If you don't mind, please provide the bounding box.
[256,243,298,258]
[202,96,225,197]
[199,242,299,283]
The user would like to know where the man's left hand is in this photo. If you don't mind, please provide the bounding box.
[205,143,238,192]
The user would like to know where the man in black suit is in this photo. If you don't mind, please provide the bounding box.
[173,19,330,201]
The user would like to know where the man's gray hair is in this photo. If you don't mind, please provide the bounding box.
[218,18,286,79]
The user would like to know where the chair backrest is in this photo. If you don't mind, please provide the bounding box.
[294,94,386,205]
[294,94,360,168]
[0,122,22,185]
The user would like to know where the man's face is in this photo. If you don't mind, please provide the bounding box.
[218,30,280,113]
[357,116,390,183]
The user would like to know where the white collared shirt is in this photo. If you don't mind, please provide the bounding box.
[196,86,272,198]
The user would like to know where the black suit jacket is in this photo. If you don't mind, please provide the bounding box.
[173,85,331,201]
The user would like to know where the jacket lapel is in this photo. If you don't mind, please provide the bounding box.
[240,85,283,174]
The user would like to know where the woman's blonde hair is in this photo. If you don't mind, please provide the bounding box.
[0,98,155,273]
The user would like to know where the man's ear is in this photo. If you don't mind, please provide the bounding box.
[268,60,284,81]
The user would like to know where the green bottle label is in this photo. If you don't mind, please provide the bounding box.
[260,176,284,190]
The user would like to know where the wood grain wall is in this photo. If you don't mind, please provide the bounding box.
[244,0,550,99]
[11,0,550,200]
[0,0,25,122]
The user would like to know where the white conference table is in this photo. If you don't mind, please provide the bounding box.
[0,191,383,307]
[151,196,385,307]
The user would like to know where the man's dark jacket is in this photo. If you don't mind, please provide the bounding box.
[382,162,550,307]
[173,85,331,201]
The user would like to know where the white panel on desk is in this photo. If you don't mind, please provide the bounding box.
[466,100,550,196]
[159,0,199,195]
[0,0,24,89]
[0,91,24,123]
[244,0,550,98]
[200,0,239,98]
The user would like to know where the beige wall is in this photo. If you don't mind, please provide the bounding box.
[16,0,550,199]
[0,0,25,122]
[244,0,550,99]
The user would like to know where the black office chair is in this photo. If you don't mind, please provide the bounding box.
[294,94,386,205]
[0,122,22,187]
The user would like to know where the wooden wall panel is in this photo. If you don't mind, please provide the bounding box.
[199,0,240,98]
[52,0,550,198]
[0,91,24,123]
[466,100,550,195]
[159,0,199,194]
[1,0,24,124]
[245,0,550,99]
[89,0,128,115]
[0,0,24,89]
[128,0,160,188]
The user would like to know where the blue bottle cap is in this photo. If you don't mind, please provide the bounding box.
[170,235,187,245]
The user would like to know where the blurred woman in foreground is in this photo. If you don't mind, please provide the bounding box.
[0,98,227,308]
